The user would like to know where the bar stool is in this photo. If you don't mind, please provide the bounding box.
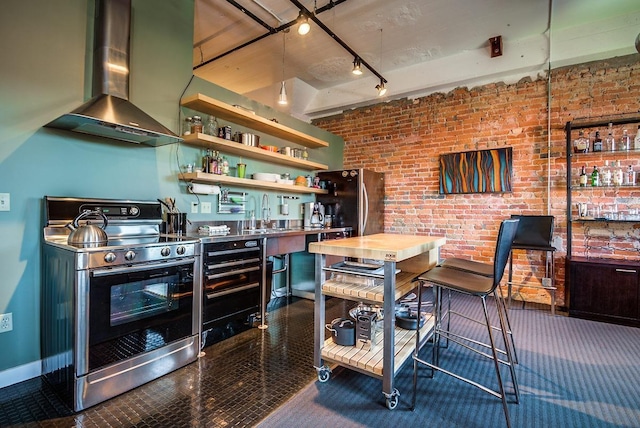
[438,256,518,365]
[412,219,520,428]
[507,215,556,315]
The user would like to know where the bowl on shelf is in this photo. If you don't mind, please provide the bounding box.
[252,172,279,182]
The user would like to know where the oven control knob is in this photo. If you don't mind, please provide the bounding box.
[124,250,136,261]
[104,252,117,263]
[129,206,139,216]
[176,246,186,255]
[161,247,171,257]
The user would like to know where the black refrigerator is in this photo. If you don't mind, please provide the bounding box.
[316,168,385,236]
[290,169,385,299]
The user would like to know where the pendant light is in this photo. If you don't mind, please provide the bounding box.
[375,28,387,97]
[278,31,288,105]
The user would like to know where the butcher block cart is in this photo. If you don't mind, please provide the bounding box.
[309,233,446,409]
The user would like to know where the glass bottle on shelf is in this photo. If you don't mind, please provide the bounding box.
[205,115,218,137]
[625,165,635,186]
[592,130,602,152]
[612,160,623,186]
[605,122,615,151]
[600,161,611,186]
[590,165,599,187]
[634,125,640,150]
[579,165,588,187]
[202,149,212,174]
[573,130,589,153]
[620,129,630,151]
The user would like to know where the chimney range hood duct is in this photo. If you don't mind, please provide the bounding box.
[45,0,182,146]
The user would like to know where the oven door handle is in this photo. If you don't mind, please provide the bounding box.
[207,257,261,270]
[207,265,260,280]
[207,282,260,299]
[92,258,196,276]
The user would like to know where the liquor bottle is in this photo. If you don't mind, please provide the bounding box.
[600,160,611,186]
[620,129,630,151]
[579,165,588,187]
[592,130,603,152]
[590,165,599,187]
[202,149,212,173]
[612,160,623,186]
[625,165,635,186]
[573,130,589,153]
[634,125,640,150]
[606,122,615,151]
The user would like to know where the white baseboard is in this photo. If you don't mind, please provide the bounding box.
[0,360,41,389]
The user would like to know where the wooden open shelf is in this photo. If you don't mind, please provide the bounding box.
[182,133,328,171]
[181,93,329,149]
[180,171,328,194]
[321,271,418,303]
[321,315,434,377]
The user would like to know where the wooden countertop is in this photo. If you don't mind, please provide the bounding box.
[308,233,446,262]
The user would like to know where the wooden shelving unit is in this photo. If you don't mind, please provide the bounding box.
[180,171,328,194]
[181,93,329,149]
[182,133,328,171]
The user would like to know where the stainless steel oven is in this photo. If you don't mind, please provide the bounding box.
[201,238,266,332]
[41,197,201,412]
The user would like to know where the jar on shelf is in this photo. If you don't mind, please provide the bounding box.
[191,115,203,134]
[183,117,193,136]
[205,115,218,136]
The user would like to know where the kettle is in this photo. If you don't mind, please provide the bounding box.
[66,210,108,247]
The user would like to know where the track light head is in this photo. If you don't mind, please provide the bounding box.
[352,57,363,75]
[375,80,387,97]
[297,13,310,35]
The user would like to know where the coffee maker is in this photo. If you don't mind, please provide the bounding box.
[303,202,324,228]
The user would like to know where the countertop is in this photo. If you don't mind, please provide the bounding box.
[181,226,352,244]
[308,233,446,262]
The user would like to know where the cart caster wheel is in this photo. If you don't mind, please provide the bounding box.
[318,370,330,383]
[384,388,400,410]
[386,396,398,410]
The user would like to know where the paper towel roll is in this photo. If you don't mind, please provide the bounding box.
[189,183,221,195]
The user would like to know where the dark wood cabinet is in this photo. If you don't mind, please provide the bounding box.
[569,258,639,326]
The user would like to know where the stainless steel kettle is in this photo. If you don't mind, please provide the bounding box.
[66,210,108,247]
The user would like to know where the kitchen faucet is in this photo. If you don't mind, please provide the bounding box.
[261,193,270,228]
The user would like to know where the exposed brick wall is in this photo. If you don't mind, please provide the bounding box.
[313,54,640,309]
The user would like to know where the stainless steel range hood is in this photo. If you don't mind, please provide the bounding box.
[45,0,182,146]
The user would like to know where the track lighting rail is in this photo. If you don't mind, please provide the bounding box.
[195,0,387,87]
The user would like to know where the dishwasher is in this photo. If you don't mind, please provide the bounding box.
[290,230,352,300]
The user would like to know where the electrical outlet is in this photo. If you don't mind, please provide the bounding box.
[191,202,199,214]
[201,202,212,214]
[0,313,12,333]
[0,193,10,212]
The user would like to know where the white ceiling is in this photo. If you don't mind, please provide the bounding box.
[194,0,640,121]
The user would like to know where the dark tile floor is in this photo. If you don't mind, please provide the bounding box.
[0,296,350,428]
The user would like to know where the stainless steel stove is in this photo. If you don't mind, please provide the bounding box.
[41,196,201,411]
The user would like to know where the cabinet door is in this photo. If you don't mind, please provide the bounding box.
[570,261,639,323]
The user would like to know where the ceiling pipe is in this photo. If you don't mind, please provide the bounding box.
[194,0,387,86]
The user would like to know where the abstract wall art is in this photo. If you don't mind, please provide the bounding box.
[439,147,513,194]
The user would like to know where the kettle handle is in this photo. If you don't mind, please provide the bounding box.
[73,210,108,230]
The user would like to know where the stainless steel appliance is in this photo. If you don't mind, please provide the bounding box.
[316,169,385,236]
[303,202,325,228]
[201,238,270,333]
[41,196,200,411]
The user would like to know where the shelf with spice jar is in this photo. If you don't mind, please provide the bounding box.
[181,132,328,171]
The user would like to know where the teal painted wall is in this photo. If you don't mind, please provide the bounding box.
[0,0,343,381]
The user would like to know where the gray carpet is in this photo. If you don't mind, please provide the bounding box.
[257,294,640,428]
